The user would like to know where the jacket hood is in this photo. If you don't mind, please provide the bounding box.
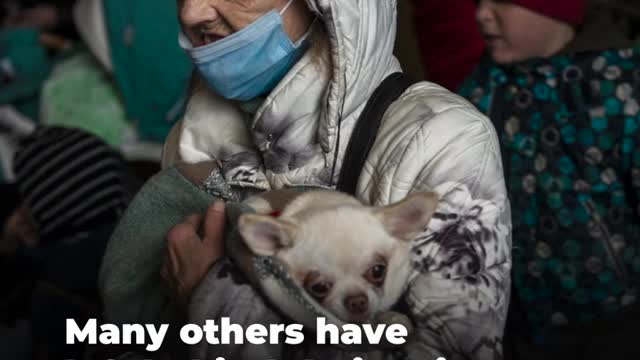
[301,0,400,152]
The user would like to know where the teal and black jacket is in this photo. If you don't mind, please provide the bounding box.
[460,47,640,343]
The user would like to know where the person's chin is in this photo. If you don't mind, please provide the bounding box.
[490,49,520,65]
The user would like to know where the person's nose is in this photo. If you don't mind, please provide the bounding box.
[475,0,495,27]
[180,0,220,32]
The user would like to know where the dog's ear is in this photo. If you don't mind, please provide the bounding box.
[238,214,298,256]
[375,192,439,241]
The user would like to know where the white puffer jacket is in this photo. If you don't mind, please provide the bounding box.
[162,0,512,359]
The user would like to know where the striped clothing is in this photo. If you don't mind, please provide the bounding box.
[13,126,128,241]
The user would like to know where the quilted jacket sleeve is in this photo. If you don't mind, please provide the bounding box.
[402,174,512,360]
[402,100,511,360]
[357,83,512,360]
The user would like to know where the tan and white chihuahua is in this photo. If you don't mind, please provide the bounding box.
[238,190,439,324]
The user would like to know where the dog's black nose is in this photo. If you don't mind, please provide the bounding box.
[344,294,369,315]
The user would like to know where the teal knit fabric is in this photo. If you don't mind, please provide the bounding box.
[99,167,214,325]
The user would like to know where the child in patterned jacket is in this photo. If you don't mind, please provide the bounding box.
[460,1,640,359]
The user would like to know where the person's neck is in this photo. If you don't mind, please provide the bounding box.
[544,25,576,57]
[284,0,315,42]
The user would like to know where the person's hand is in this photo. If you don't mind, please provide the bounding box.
[0,207,39,256]
[161,201,226,306]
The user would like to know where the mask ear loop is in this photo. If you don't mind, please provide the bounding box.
[280,0,296,15]
[293,15,318,45]
[280,0,318,45]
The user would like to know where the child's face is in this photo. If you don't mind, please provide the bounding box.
[476,0,576,64]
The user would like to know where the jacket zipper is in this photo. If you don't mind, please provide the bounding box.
[487,83,512,179]
[487,84,498,120]
[583,199,631,288]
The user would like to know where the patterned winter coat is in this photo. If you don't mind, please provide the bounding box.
[105,0,511,359]
[460,47,640,344]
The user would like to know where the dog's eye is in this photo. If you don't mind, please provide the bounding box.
[304,272,333,300]
[307,281,332,300]
[365,263,387,287]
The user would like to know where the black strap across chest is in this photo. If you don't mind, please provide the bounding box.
[336,72,415,195]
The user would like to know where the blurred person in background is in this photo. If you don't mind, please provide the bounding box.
[1,0,192,166]
[1,0,76,38]
[0,126,130,360]
[0,0,74,134]
[459,0,640,359]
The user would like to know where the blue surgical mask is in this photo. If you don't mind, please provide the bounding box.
[179,0,311,101]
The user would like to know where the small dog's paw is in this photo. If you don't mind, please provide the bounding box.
[376,311,414,335]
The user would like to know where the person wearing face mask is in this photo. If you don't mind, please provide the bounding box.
[100,0,511,359]
[459,1,640,359]
[178,0,314,102]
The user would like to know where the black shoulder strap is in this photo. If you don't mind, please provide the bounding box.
[336,72,415,195]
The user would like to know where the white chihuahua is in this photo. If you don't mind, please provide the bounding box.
[238,190,439,323]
